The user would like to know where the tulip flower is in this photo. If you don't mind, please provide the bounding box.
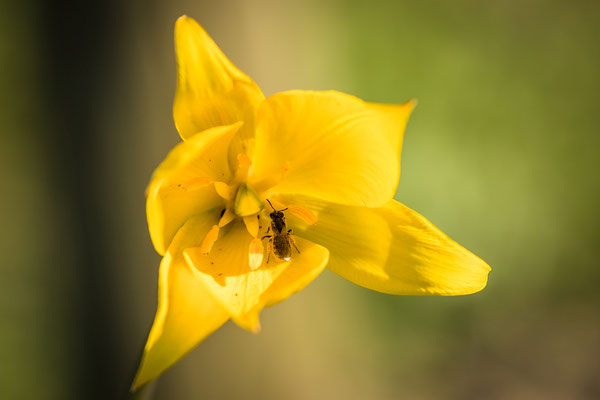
[131,16,490,390]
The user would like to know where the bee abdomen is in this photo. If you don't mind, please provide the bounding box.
[273,235,292,260]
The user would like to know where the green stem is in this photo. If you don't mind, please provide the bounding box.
[126,381,157,400]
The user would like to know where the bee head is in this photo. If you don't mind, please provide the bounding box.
[270,211,285,220]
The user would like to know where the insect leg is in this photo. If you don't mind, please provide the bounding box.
[261,226,271,240]
[288,234,300,254]
[266,238,273,263]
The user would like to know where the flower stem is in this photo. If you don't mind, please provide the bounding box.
[126,381,157,400]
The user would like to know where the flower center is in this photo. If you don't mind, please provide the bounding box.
[197,154,318,271]
[234,183,264,217]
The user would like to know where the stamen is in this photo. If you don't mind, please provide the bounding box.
[200,225,220,255]
[214,181,234,200]
[218,208,236,227]
[179,176,213,191]
[200,209,235,256]
[243,215,259,238]
[288,205,318,225]
[235,153,252,180]
[248,238,264,270]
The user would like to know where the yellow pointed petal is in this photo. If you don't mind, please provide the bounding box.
[235,236,329,330]
[251,90,415,207]
[284,196,490,295]
[132,215,229,390]
[147,123,240,255]
[184,222,328,331]
[173,16,264,165]
[245,238,329,312]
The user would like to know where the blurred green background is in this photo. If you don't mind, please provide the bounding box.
[2,0,599,399]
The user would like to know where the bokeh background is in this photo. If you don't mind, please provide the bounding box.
[2,0,599,399]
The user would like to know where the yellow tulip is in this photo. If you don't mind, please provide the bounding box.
[131,15,491,390]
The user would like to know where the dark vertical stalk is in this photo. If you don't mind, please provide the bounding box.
[39,0,123,398]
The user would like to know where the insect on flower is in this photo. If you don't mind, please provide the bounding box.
[130,15,491,391]
[262,199,300,263]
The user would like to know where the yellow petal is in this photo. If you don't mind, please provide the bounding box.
[250,90,415,207]
[147,123,240,255]
[173,16,264,167]
[237,238,329,329]
[284,195,490,295]
[184,222,329,331]
[132,214,229,390]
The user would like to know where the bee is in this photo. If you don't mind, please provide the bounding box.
[262,200,300,263]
